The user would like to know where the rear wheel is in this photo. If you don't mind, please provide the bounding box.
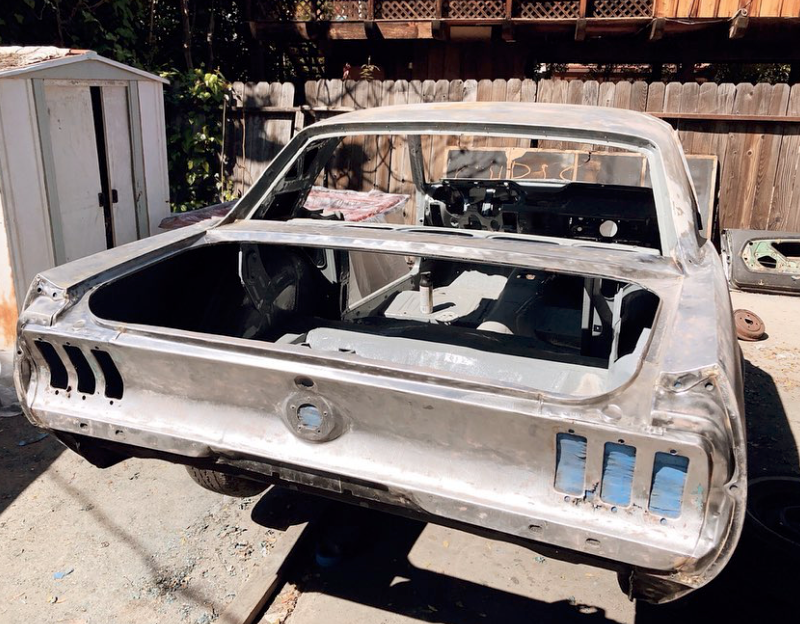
[185,465,267,497]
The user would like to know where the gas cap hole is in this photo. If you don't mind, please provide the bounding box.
[297,404,323,431]
[294,376,315,390]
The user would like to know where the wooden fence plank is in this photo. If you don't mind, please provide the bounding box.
[611,80,630,109]
[719,83,758,228]
[599,81,615,108]
[677,82,700,153]
[733,83,779,228]
[374,80,393,192]
[646,81,666,113]
[749,83,791,229]
[770,84,800,230]
[505,78,523,147]
[471,79,495,148]
[630,81,648,112]
[711,83,737,170]
[387,80,411,194]
[692,82,720,156]
[414,79,437,183]
[427,79,462,181]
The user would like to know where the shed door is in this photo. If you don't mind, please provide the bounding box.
[43,83,141,264]
[44,84,107,262]
[99,85,138,246]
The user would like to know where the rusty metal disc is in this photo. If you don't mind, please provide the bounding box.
[734,309,765,341]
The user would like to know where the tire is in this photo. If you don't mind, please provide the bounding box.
[185,465,267,498]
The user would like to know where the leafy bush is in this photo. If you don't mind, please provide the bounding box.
[162,68,233,212]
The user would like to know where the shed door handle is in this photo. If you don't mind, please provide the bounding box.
[98,190,119,206]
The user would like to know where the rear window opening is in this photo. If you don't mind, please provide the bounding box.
[89,242,659,397]
[251,135,663,253]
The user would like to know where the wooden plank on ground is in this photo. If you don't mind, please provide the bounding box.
[219,522,309,624]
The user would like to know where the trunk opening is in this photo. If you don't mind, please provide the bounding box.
[89,242,658,397]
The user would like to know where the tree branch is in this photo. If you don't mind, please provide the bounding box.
[181,0,194,70]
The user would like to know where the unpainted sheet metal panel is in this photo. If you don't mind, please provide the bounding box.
[43,83,107,262]
[137,81,170,235]
[0,79,54,338]
[101,85,138,245]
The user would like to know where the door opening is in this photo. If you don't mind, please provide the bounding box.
[90,86,115,249]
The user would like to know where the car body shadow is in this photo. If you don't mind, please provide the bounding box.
[637,358,798,622]
[251,489,623,623]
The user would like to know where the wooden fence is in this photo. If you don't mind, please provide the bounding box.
[225,79,800,233]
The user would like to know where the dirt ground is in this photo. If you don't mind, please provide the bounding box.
[1,290,798,624]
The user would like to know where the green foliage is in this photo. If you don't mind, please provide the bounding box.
[710,64,791,85]
[0,1,144,64]
[162,68,233,212]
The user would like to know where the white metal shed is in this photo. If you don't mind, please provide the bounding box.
[0,47,170,347]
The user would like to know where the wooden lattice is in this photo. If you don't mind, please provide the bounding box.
[591,0,653,18]
[445,0,506,19]
[252,1,367,21]
[515,0,580,19]
[376,0,439,19]
[333,1,368,19]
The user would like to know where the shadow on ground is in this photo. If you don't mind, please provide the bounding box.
[0,350,66,516]
[0,415,64,516]
[249,357,799,623]
[253,491,622,623]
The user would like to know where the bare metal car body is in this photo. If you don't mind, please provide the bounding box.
[15,103,745,603]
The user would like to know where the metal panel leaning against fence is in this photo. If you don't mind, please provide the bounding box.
[224,78,800,233]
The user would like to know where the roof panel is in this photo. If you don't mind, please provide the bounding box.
[0,47,167,83]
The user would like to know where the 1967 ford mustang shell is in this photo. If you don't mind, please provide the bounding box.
[14,103,745,603]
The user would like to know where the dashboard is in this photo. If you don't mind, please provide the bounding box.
[427,179,660,250]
